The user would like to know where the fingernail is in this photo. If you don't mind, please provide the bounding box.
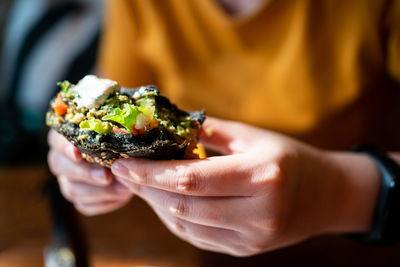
[91,169,108,184]
[112,162,129,177]
[65,145,77,161]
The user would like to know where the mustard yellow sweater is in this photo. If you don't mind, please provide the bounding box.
[99,0,400,149]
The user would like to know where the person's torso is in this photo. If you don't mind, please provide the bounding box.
[100,0,400,149]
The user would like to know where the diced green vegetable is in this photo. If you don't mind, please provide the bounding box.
[104,95,117,104]
[102,103,140,132]
[57,79,195,138]
[138,106,154,120]
[135,97,154,108]
[179,120,191,128]
[79,119,112,134]
[136,98,156,121]
[176,125,186,137]
[57,81,72,93]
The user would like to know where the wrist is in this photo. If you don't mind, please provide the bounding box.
[319,151,381,235]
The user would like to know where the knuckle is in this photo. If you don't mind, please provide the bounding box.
[251,163,282,194]
[246,243,266,256]
[271,147,299,190]
[276,145,299,173]
[272,153,290,181]
[172,218,186,233]
[255,146,298,192]
[167,196,190,218]
[175,166,202,193]
[263,216,287,236]
[268,163,285,191]
[247,215,288,240]
[139,166,150,185]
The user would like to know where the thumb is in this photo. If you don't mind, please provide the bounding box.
[199,117,255,155]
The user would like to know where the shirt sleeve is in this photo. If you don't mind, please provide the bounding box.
[98,0,155,87]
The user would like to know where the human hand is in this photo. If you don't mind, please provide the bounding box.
[47,129,133,215]
[111,117,380,256]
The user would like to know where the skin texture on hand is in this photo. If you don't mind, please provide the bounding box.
[47,117,381,256]
[109,117,381,256]
[47,129,133,216]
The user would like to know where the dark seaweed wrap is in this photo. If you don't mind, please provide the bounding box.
[47,86,205,167]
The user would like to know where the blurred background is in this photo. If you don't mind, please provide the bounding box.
[0,0,101,163]
[1,0,400,266]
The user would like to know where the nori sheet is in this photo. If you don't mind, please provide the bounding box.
[47,86,205,167]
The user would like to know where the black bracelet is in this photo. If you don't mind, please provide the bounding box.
[348,145,400,244]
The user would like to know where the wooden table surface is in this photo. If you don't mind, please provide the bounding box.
[1,164,400,266]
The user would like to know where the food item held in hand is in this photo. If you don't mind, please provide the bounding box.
[46,75,205,167]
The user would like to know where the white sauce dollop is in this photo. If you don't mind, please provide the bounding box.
[72,75,120,109]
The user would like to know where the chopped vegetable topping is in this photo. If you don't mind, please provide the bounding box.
[57,81,71,93]
[79,119,112,134]
[50,75,199,139]
[53,93,68,116]
[102,103,141,133]
[113,126,127,134]
[131,127,139,136]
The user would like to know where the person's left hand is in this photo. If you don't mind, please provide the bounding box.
[47,129,133,216]
[110,117,379,256]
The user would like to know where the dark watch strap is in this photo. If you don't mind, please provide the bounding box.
[348,145,400,244]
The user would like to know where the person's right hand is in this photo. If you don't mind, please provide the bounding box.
[47,129,133,215]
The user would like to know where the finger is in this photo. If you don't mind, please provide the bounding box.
[112,156,246,196]
[200,117,239,155]
[123,182,250,230]
[200,117,267,154]
[112,154,280,196]
[156,208,244,256]
[187,239,228,254]
[58,176,132,203]
[48,149,112,186]
[151,206,240,250]
[48,129,82,162]
[74,199,131,216]
[154,209,228,254]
